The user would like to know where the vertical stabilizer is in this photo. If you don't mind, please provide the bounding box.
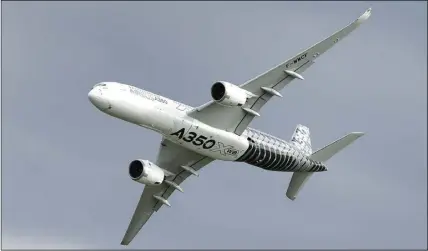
[290,124,312,156]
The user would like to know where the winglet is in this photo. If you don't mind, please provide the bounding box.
[357,8,372,24]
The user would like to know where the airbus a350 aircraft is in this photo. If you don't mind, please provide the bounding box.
[88,8,371,246]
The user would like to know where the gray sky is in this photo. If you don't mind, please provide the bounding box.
[2,1,426,249]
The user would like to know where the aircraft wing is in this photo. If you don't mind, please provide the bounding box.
[121,138,214,245]
[188,8,372,135]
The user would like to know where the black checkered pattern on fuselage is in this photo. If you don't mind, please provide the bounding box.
[236,137,326,172]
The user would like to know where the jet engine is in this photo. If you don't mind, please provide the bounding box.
[128,159,165,185]
[211,81,255,107]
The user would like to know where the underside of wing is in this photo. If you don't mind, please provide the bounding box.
[188,8,372,135]
[121,138,214,245]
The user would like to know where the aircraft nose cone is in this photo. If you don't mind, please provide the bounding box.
[88,88,109,110]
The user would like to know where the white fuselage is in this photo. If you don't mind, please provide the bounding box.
[88,82,326,172]
[88,82,249,161]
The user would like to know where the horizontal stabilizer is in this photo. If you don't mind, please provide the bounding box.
[310,132,364,163]
[286,132,364,201]
[286,172,313,200]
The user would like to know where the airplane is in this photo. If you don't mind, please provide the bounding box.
[88,8,371,246]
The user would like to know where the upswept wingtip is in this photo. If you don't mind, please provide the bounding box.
[357,8,372,23]
[353,132,365,137]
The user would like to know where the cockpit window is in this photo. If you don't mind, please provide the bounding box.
[94,83,107,87]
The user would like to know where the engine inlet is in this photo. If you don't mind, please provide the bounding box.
[211,82,226,101]
[129,160,144,179]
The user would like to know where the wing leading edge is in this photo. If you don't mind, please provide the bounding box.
[188,8,372,134]
[121,138,214,245]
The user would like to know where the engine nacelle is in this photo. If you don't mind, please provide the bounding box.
[128,159,165,186]
[211,81,254,107]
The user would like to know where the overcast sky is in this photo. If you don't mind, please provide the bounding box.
[2,1,427,249]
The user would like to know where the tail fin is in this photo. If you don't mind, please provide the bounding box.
[286,131,365,201]
[290,124,312,156]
